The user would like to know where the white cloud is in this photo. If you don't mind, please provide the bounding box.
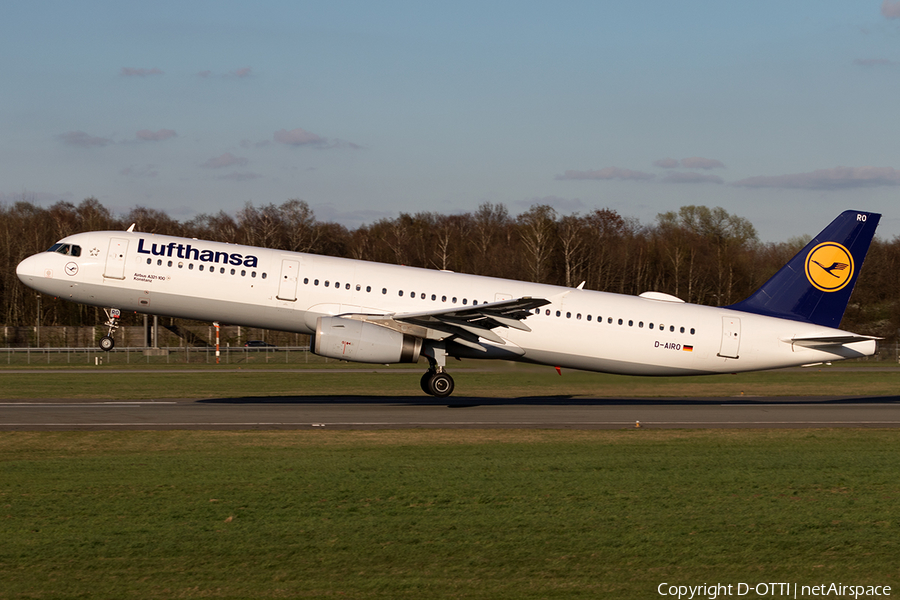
[201,152,249,169]
[556,167,655,181]
[653,158,679,169]
[854,58,898,66]
[274,128,327,146]
[136,129,177,141]
[56,131,114,148]
[680,156,725,170]
[732,166,900,189]
[882,0,900,19]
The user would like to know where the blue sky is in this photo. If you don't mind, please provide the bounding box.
[3,1,900,242]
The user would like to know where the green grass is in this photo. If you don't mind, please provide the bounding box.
[1,363,899,400]
[1,429,897,598]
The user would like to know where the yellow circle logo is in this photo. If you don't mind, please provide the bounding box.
[805,242,854,292]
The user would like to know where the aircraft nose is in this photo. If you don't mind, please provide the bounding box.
[16,254,42,283]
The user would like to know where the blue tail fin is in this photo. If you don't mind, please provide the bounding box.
[727,210,880,328]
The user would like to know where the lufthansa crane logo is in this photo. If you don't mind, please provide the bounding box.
[805,242,854,292]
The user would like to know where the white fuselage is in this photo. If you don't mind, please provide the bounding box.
[16,230,876,374]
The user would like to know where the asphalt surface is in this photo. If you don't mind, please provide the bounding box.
[3,394,900,430]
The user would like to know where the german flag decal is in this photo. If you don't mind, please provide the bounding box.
[683,345,694,352]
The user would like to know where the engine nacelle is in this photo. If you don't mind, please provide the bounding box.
[312,316,422,364]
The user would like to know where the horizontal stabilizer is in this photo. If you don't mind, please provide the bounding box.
[787,334,880,348]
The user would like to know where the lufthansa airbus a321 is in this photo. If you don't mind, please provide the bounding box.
[16,210,880,397]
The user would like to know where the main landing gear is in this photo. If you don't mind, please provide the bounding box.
[420,342,455,397]
[421,369,455,397]
[99,308,121,352]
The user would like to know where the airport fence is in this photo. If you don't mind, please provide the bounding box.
[2,343,899,368]
[0,346,327,367]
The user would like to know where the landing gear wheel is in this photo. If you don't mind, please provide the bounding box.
[99,335,115,352]
[421,371,435,395]
[428,372,455,398]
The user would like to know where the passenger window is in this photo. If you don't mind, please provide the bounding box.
[431,294,436,301]
[366,286,371,292]
[639,321,643,328]
[587,315,592,321]
[262,273,267,279]
[410,291,415,298]
[230,268,236,275]
[690,328,695,335]
[463,299,468,305]
[618,319,623,325]
[452,297,457,303]
[628,320,633,327]
[167,260,173,267]
[382,288,387,294]
[303,278,308,284]
[199,265,204,272]
[241,270,246,276]
[399,290,404,296]
[252,271,256,278]
[442,296,447,302]
[669,326,674,332]
[325,281,330,287]
[188,264,194,270]
[220,267,225,274]
[566,312,571,318]
[556,310,561,317]
[680,327,685,333]
[178,262,184,269]
[345,283,350,290]
[545,309,551,315]
[608,317,613,324]
[649,323,654,330]
[356,284,361,291]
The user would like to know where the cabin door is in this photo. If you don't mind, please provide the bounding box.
[103,237,129,280]
[277,259,300,301]
[717,316,741,359]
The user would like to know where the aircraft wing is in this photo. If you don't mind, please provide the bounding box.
[355,296,550,351]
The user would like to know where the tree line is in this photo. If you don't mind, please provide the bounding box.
[2,196,898,340]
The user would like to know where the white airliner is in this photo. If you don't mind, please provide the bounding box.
[16,210,880,397]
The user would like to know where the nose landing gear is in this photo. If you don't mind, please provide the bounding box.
[99,308,121,351]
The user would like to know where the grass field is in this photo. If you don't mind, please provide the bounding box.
[1,360,899,400]
[1,364,898,598]
[1,429,898,599]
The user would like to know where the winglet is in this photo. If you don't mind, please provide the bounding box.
[728,210,880,327]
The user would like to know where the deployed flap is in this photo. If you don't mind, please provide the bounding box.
[355,296,550,348]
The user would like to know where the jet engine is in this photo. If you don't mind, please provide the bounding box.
[312,316,422,364]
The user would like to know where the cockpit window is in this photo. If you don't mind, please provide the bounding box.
[46,243,82,257]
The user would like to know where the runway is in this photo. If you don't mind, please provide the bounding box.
[3,394,900,430]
